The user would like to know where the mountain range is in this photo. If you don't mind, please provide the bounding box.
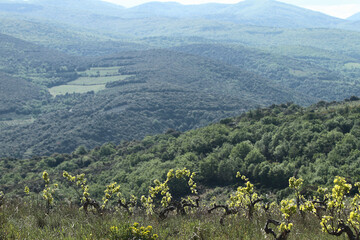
[125,0,343,28]
[0,0,357,30]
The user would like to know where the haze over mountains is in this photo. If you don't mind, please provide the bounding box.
[1,0,360,157]
[0,0,358,30]
[125,0,344,28]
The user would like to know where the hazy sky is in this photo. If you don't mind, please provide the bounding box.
[102,0,360,19]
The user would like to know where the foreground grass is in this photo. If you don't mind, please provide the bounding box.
[0,199,346,240]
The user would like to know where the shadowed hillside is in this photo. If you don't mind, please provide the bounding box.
[0,48,309,158]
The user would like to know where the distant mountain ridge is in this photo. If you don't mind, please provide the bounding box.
[0,0,349,29]
[125,0,344,28]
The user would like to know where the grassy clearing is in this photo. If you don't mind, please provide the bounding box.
[49,84,106,96]
[48,66,134,96]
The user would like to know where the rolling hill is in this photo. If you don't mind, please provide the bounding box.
[0,48,310,158]
[0,32,84,122]
[172,43,360,102]
[0,32,87,90]
[0,73,47,118]
[2,99,360,200]
[0,32,79,73]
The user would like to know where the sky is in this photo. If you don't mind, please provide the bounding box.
[102,0,360,19]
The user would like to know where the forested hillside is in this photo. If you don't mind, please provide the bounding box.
[0,48,307,158]
[2,99,360,201]
[173,44,360,101]
[0,73,47,116]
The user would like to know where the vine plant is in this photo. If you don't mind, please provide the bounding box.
[102,182,137,215]
[42,171,58,214]
[208,172,263,225]
[140,168,199,219]
[318,176,360,240]
[63,171,101,213]
[264,177,299,240]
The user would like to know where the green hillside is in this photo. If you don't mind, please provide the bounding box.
[173,43,360,101]
[0,49,308,158]
[2,99,360,200]
[0,32,85,87]
[0,32,85,123]
[0,73,47,118]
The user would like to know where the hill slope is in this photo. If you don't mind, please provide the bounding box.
[0,73,47,117]
[172,43,360,101]
[0,49,308,158]
[0,32,82,120]
[2,99,360,199]
[0,32,81,82]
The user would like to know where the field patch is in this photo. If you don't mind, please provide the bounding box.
[49,66,134,96]
[49,84,106,96]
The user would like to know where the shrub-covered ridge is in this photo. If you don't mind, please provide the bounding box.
[2,98,360,201]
